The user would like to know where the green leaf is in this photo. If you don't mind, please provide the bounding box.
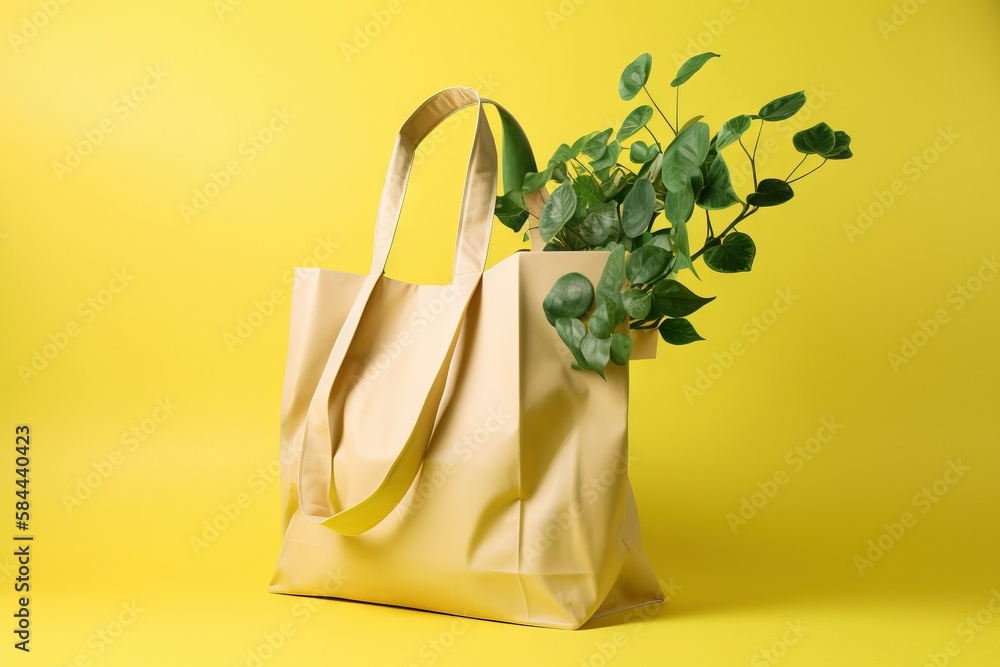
[589,295,624,339]
[619,53,652,101]
[703,231,756,273]
[596,244,626,300]
[758,91,807,122]
[539,181,577,241]
[542,272,595,324]
[746,178,794,207]
[617,105,654,142]
[629,141,658,164]
[580,334,611,378]
[573,174,605,207]
[821,130,853,160]
[661,122,710,192]
[522,164,555,193]
[715,114,753,151]
[494,192,529,232]
[658,317,704,345]
[621,179,656,238]
[555,317,588,368]
[497,108,537,192]
[670,216,698,279]
[793,122,836,155]
[600,168,629,201]
[697,152,741,210]
[651,279,715,317]
[626,245,672,285]
[550,143,572,164]
[582,128,613,160]
[570,132,597,158]
[664,178,695,225]
[622,288,651,319]
[591,140,622,172]
[671,52,719,87]
[575,201,619,246]
[610,332,634,365]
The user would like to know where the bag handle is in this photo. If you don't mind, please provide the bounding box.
[298,87,526,535]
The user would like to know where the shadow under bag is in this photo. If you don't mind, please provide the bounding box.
[269,86,663,629]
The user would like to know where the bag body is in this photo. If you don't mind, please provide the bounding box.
[269,87,662,629]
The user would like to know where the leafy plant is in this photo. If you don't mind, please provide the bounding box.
[494,52,853,376]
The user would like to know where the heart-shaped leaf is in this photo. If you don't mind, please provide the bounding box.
[539,181,578,241]
[580,334,611,378]
[573,174,605,207]
[651,279,715,317]
[697,153,741,210]
[661,122,710,192]
[793,122,836,155]
[664,178,695,225]
[671,52,719,87]
[746,178,794,207]
[703,231,756,273]
[617,105,654,142]
[610,332,634,365]
[619,53,652,101]
[821,130,853,160]
[543,272,595,324]
[622,179,656,238]
[582,128,613,160]
[626,244,672,285]
[622,288,651,319]
[575,201,619,246]
[494,192,529,232]
[658,317,704,345]
[596,244,626,300]
[555,317,588,368]
[758,91,807,122]
[590,140,622,172]
[715,114,753,151]
[629,140,659,164]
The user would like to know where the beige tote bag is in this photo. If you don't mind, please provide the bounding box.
[269,86,663,629]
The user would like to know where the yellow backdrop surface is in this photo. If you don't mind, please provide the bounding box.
[1,0,998,665]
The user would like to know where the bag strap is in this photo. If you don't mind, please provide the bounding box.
[298,87,525,535]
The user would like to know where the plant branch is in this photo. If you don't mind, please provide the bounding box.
[675,87,679,132]
[692,204,758,260]
[788,159,828,184]
[644,125,660,147]
[750,121,764,189]
[785,154,808,181]
[643,85,676,135]
[572,158,596,179]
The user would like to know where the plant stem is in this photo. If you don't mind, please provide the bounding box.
[572,158,596,178]
[785,154,808,181]
[675,87,680,131]
[643,85,676,135]
[692,204,758,260]
[616,163,637,176]
[644,125,660,147]
[788,159,828,184]
[750,121,764,189]
[705,209,714,241]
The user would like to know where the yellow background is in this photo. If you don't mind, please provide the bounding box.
[2,0,999,664]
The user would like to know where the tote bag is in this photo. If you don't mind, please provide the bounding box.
[269,86,663,629]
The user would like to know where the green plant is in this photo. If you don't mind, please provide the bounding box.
[495,52,853,376]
